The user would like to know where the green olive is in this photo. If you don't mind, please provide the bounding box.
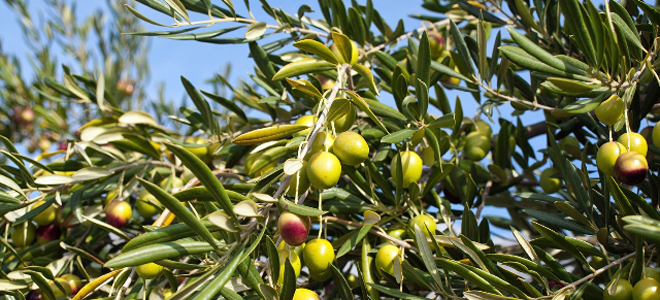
[618,132,648,157]
[11,222,36,248]
[295,115,317,136]
[645,267,660,283]
[540,167,562,194]
[276,249,301,286]
[292,288,321,300]
[409,215,437,237]
[632,278,660,300]
[392,151,423,188]
[136,189,161,218]
[595,95,625,126]
[597,141,627,176]
[464,132,491,161]
[604,278,633,300]
[31,200,57,226]
[332,131,369,166]
[302,238,335,273]
[375,244,400,276]
[306,151,342,189]
[135,263,163,279]
[331,104,356,133]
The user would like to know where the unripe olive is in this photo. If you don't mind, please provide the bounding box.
[184,136,211,163]
[540,168,562,194]
[614,151,648,185]
[331,104,356,133]
[302,238,335,273]
[392,151,423,188]
[604,278,633,300]
[136,189,161,218]
[276,249,301,286]
[49,278,72,298]
[105,200,132,228]
[597,141,627,176]
[559,136,580,151]
[135,262,163,279]
[652,122,660,150]
[292,288,321,300]
[475,120,492,137]
[428,31,445,60]
[409,215,437,237]
[375,244,400,276]
[633,278,660,300]
[306,151,342,189]
[59,274,83,295]
[31,200,57,226]
[595,95,624,126]
[295,115,317,136]
[285,161,310,198]
[36,223,62,245]
[11,222,36,247]
[309,131,335,156]
[645,267,660,283]
[332,131,369,166]
[464,132,491,161]
[380,228,407,244]
[278,212,310,246]
[618,132,648,157]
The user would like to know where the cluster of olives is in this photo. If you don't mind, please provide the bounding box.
[604,267,660,300]
[594,95,651,185]
[10,200,65,250]
[284,114,369,196]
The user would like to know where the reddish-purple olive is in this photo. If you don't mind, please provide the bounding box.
[614,151,648,185]
[278,212,310,246]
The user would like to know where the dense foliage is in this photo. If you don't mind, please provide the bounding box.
[1,0,660,299]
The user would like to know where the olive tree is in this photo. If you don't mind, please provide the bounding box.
[1,0,660,300]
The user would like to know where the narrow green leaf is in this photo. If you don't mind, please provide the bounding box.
[272,59,336,81]
[124,4,171,27]
[293,39,338,65]
[437,258,503,295]
[352,63,379,96]
[499,46,591,80]
[192,246,245,300]
[449,19,475,75]
[164,143,238,225]
[278,197,325,217]
[346,90,389,134]
[606,176,636,216]
[286,78,323,99]
[201,90,248,122]
[430,60,473,83]
[331,32,353,64]
[428,113,455,128]
[336,225,372,258]
[329,264,354,300]
[530,222,589,266]
[164,0,191,23]
[367,284,427,300]
[105,241,216,268]
[559,0,596,65]
[523,209,595,235]
[414,225,444,289]
[181,76,217,135]
[507,28,588,76]
[232,125,308,145]
[381,128,417,144]
[245,22,267,40]
[138,178,218,248]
